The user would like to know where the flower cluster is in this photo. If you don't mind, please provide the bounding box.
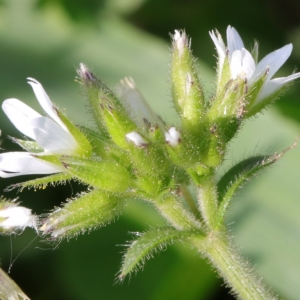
[0,25,298,299]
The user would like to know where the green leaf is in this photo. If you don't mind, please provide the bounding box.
[215,142,298,228]
[119,227,200,279]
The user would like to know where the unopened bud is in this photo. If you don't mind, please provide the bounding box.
[77,63,97,82]
[173,30,189,57]
[126,132,148,147]
[165,127,181,147]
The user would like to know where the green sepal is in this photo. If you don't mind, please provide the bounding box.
[171,31,205,127]
[204,78,247,167]
[216,55,231,99]
[79,126,114,158]
[11,138,43,153]
[42,189,123,239]
[246,82,289,118]
[55,110,93,157]
[244,70,268,114]
[101,107,138,149]
[77,64,110,134]
[4,173,73,192]
[209,77,246,122]
[165,126,209,169]
[119,227,201,280]
[61,156,134,193]
[215,151,288,228]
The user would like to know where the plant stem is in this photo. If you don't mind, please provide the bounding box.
[193,233,277,300]
[180,184,201,219]
[197,178,218,228]
[156,193,202,230]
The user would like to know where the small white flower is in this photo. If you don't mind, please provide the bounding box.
[0,78,79,177]
[165,127,181,147]
[0,205,37,232]
[210,25,300,105]
[125,132,148,147]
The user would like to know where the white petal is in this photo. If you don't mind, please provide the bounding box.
[117,77,163,128]
[230,49,255,80]
[209,30,226,59]
[27,78,68,131]
[0,152,61,177]
[2,99,41,140]
[173,30,188,56]
[0,206,37,230]
[209,30,226,77]
[125,132,148,147]
[230,50,242,79]
[257,72,300,102]
[226,26,244,55]
[30,117,77,153]
[253,44,293,81]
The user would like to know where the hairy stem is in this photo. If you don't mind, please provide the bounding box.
[155,193,202,230]
[193,233,277,300]
[197,178,218,228]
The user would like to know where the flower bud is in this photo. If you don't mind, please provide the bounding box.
[41,190,123,239]
[171,30,205,129]
[126,132,148,147]
[165,127,181,147]
[61,157,134,193]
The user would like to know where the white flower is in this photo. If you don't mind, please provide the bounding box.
[210,25,300,105]
[0,78,78,177]
[0,204,37,232]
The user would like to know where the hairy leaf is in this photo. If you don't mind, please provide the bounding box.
[119,227,201,279]
[215,141,298,228]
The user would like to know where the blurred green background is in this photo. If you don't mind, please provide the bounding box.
[0,0,300,299]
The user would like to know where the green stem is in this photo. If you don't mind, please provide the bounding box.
[180,184,201,219]
[156,193,202,230]
[197,178,218,228]
[193,233,276,300]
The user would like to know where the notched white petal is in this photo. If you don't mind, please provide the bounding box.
[125,132,148,147]
[254,44,293,82]
[31,117,77,153]
[27,77,67,130]
[257,72,300,102]
[226,25,244,54]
